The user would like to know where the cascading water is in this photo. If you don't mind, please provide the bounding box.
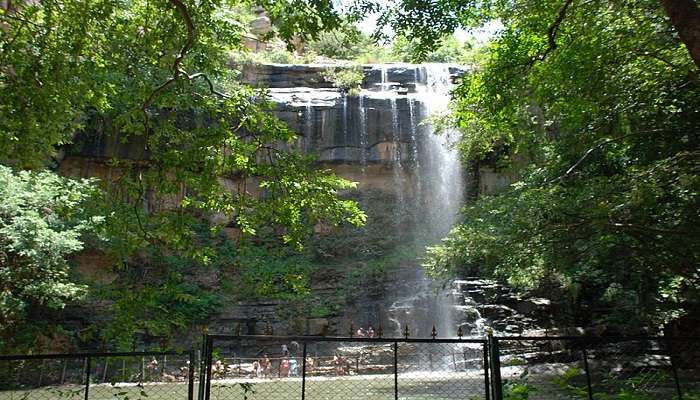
[358,94,368,170]
[389,96,405,222]
[420,63,464,239]
[342,94,349,146]
[261,63,547,345]
[408,98,422,213]
[364,64,470,339]
[304,96,314,152]
[273,65,479,340]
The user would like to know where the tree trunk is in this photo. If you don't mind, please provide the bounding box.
[660,0,700,69]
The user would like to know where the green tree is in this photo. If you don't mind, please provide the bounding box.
[379,0,700,331]
[0,0,365,349]
[390,34,473,63]
[0,166,102,345]
[306,24,376,60]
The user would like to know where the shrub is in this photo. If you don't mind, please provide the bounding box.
[322,65,364,96]
[0,166,102,347]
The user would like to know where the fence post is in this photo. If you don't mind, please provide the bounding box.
[393,341,398,400]
[198,332,208,400]
[488,333,503,400]
[102,359,109,383]
[301,342,307,400]
[188,350,195,400]
[38,359,45,387]
[483,343,490,400]
[667,339,684,400]
[61,359,67,385]
[84,356,91,400]
[204,336,213,400]
[581,348,594,400]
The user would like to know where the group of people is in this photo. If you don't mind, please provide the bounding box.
[355,326,376,338]
[250,355,273,378]
[249,348,315,378]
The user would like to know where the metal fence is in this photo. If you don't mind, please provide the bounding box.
[488,336,700,400]
[2,335,698,400]
[0,351,196,400]
[202,334,490,400]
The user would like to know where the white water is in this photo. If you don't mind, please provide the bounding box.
[303,98,314,153]
[419,64,464,239]
[342,94,349,146]
[415,64,464,338]
[366,64,467,338]
[358,95,368,170]
[287,65,469,339]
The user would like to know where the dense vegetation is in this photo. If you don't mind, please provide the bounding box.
[0,0,366,351]
[2,0,699,352]
[379,0,700,333]
[236,23,476,65]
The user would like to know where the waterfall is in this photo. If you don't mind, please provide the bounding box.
[421,64,465,337]
[408,98,422,209]
[342,93,349,148]
[420,64,463,239]
[383,64,467,338]
[264,63,542,342]
[304,98,314,152]
[390,92,405,232]
[286,63,469,339]
[380,65,389,90]
[358,94,368,171]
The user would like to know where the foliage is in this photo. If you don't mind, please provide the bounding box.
[503,380,536,400]
[389,0,700,331]
[390,34,474,63]
[98,265,221,350]
[231,44,319,65]
[551,367,589,398]
[0,166,102,345]
[321,65,364,95]
[0,0,368,348]
[306,24,376,60]
[551,367,680,400]
[0,0,365,249]
[233,236,315,300]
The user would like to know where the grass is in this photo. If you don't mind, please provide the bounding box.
[3,369,697,400]
[1,371,487,400]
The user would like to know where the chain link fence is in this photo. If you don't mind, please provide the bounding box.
[2,335,697,400]
[203,335,489,400]
[0,351,195,400]
[491,336,700,400]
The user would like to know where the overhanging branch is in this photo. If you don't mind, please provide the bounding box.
[141,0,231,144]
[528,0,575,67]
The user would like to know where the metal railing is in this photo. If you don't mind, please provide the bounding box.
[202,334,490,400]
[2,334,698,400]
[0,350,195,400]
[488,335,700,400]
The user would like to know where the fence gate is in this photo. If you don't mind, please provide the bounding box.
[201,334,490,400]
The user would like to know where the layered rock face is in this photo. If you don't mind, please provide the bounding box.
[213,63,545,338]
[259,64,463,165]
[59,63,539,343]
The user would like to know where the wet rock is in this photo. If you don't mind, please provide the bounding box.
[515,297,551,315]
[478,304,517,319]
[307,318,330,336]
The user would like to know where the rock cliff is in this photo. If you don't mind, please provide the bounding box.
[59,62,538,347]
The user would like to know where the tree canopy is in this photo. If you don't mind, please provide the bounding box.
[375,0,700,332]
[0,0,366,348]
[0,0,364,245]
[2,0,700,349]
